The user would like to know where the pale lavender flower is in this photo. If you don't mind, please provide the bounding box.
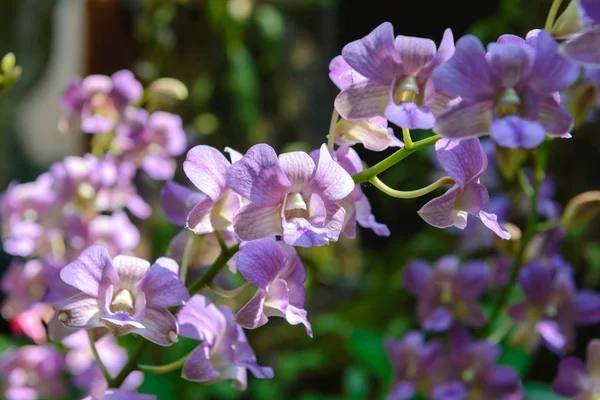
[403,255,489,331]
[560,0,600,67]
[60,70,143,134]
[332,146,390,237]
[333,22,455,129]
[418,138,511,239]
[508,263,600,352]
[63,330,143,397]
[57,245,189,345]
[233,238,312,336]
[0,345,66,400]
[177,295,274,390]
[83,389,156,400]
[553,339,600,398]
[333,116,403,152]
[384,331,447,400]
[433,30,579,148]
[115,108,187,180]
[227,144,355,247]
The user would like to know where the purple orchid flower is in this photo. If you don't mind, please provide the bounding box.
[459,195,512,254]
[56,245,189,345]
[553,339,600,398]
[63,330,143,397]
[227,144,354,247]
[60,70,143,134]
[433,326,520,400]
[508,263,600,353]
[0,345,66,400]
[115,108,187,180]
[233,238,312,336]
[403,255,490,331]
[83,390,156,400]
[177,295,274,390]
[418,138,511,239]
[560,0,600,67]
[433,30,579,148]
[384,331,448,400]
[332,146,390,237]
[333,22,456,129]
[403,256,490,332]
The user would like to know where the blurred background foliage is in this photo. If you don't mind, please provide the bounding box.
[1,0,599,399]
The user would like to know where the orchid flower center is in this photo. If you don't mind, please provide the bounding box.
[393,76,421,105]
[461,368,476,383]
[495,88,523,118]
[90,93,118,120]
[74,182,97,212]
[111,289,135,313]
[439,280,453,304]
[23,208,38,221]
[284,192,309,219]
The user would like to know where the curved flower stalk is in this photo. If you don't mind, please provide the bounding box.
[552,339,600,398]
[403,255,490,331]
[433,30,579,148]
[60,70,143,134]
[56,245,189,345]
[227,144,354,247]
[177,295,274,390]
[418,138,511,239]
[333,22,456,129]
[233,238,312,336]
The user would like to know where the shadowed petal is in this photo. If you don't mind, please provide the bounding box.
[571,290,600,324]
[395,35,436,76]
[186,198,215,234]
[160,181,205,225]
[552,357,588,396]
[538,97,573,136]
[530,30,581,90]
[453,261,489,300]
[420,28,455,80]
[134,308,178,346]
[182,343,219,382]
[235,289,269,329]
[60,245,116,297]
[560,27,600,68]
[137,257,189,308]
[278,152,316,192]
[310,144,355,202]
[434,100,493,139]
[487,42,534,87]
[490,116,546,149]
[483,366,520,396]
[435,138,487,188]
[112,255,151,288]
[183,146,230,202]
[519,264,553,305]
[335,80,389,120]
[234,239,285,288]
[233,203,283,241]
[418,185,461,229]
[60,293,102,328]
[177,295,226,344]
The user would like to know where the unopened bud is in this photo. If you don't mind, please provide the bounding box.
[552,0,584,39]
[1,53,16,73]
[149,77,188,104]
[561,191,600,231]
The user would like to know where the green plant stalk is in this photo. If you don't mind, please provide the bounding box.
[88,331,113,383]
[545,0,565,31]
[187,243,241,295]
[138,354,189,375]
[180,231,196,283]
[370,176,454,199]
[402,127,414,149]
[352,134,441,184]
[109,338,147,388]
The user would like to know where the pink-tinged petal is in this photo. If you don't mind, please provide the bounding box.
[342,201,357,239]
[403,260,432,296]
[137,257,189,308]
[126,194,152,219]
[142,155,176,181]
[486,42,534,87]
[182,343,219,382]
[60,245,116,297]
[453,261,489,300]
[419,28,455,80]
[235,289,269,329]
[233,203,283,241]
[435,138,487,188]
[341,22,400,84]
[224,147,244,164]
[334,80,389,120]
[186,198,215,234]
[418,185,461,229]
[538,97,573,136]
[329,55,355,90]
[490,116,546,149]
[537,319,569,352]
[324,201,346,242]
[183,145,230,202]
[148,112,186,155]
[309,144,355,202]
[177,295,226,344]
[81,113,116,134]
[385,101,435,130]
[460,182,490,216]
[479,211,511,240]
[226,144,290,206]
[395,35,436,76]
[354,194,390,236]
[112,255,151,288]
[234,239,285,288]
[552,357,588,396]
[133,308,178,346]
[282,219,328,248]
[278,152,316,192]
[111,70,143,104]
[434,100,493,139]
[571,290,600,324]
[334,117,401,152]
[60,293,102,328]
[529,30,580,92]
[432,35,499,100]
[263,279,312,336]
[160,181,205,226]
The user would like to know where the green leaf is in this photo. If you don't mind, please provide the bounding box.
[347,328,392,382]
[524,382,567,399]
[499,347,532,377]
[343,367,370,400]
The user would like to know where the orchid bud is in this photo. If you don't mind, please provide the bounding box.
[551,0,584,39]
[568,83,598,129]
[147,77,188,109]
[561,191,600,230]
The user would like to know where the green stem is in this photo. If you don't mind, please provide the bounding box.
[138,354,189,375]
[180,231,196,283]
[208,281,252,298]
[215,230,228,252]
[402,127,414,149]
[370,176,454,199]
[109,338,147,388]
[327,108,339,153]
[545,0,564,31]
[88,331,113,384]
[187,243,241,295]
[353,134,441,184]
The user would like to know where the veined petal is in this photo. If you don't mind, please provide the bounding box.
[420,28,455,80]
[187,198,215,234]
[460,182,490,216]
[59,293,102,328]
[60,245,117,297]
[264,279,312,336]
[177,295,226,344]
[434,100,493,139]
[278,152,316,192]
[435,138,487,188]
[235,289,269,329]
[432,35,499,100]
[490,116,546,149]
[561,27,600,68]
[133,307,179,346]
[486,42,534,87]
[112,255,151,289]
[160,181,205,226]
[395,35,436,76]
[226,144,290,206]
[334,118,401,152]
[418,185,461,229]
[309,144,355,202]
[183,146,230,202]
[538,97,573,136]
[234,239,285,288]
[341,22,400,84]
[483,366,520,396]
[182,343,219,382]
[329,55,357,90]
[529,30,580,91]
[385,101,435,130]
[233,203,283,241]
[478,211,511,240]
[137,257,189,308]
[334,80,389,120]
